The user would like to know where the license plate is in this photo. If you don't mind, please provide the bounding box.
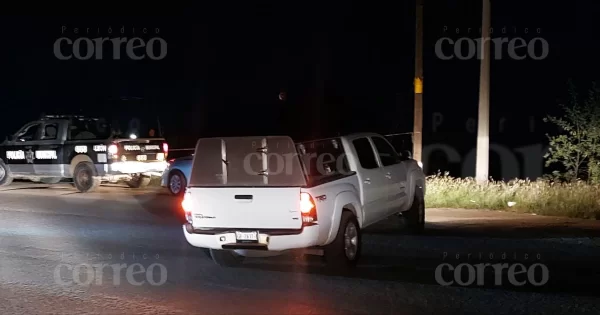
[136,155,147,161]
[235,231,258,242]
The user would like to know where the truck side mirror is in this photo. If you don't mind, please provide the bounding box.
[402,150,412,160]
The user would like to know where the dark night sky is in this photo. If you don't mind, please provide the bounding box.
[1,2,599,176]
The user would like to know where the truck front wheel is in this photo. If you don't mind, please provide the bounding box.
[73,162,101,193]
[324,211,362,268]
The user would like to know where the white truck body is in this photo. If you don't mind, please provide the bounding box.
[182,133,425,265]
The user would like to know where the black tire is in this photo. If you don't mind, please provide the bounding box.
[209,249,244,267]
[324,211,362,268]
[168,170,187,197]
[73,162,101,193]
[404,188,425,234]
[0,160,13,187]
[125,175,151,189]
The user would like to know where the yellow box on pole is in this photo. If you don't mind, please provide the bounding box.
[414,77,423,94]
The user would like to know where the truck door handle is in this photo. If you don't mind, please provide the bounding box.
[234,195,253,203]
[385,172,392,179]
[364,178,371,184]
[235,195,253,200]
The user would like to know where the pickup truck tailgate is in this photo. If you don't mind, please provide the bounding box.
[113,138,167,161]
[188,187,302,229]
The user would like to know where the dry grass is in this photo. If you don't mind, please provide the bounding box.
[425,172,600,219]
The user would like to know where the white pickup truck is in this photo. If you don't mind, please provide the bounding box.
[181,133,425,268]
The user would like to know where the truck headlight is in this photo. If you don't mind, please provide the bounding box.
[417,161,423,169]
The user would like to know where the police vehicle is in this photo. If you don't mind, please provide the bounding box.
[0,115,169,192]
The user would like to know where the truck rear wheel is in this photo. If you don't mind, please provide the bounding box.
[126,175,151,189]
[73,162,101,193]
[0,160,13,187]
[324,211,361,268]
[404,188,425,234]
[209,249,244,267]
[168,170,187,196]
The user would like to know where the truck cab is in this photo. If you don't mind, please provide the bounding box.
[0,115,169,192]
[181,133,425,268]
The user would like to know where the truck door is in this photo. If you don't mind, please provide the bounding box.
[370,136,408,214]
[351,137,389,226]
[34,121,65,176]
[3,122,43,175]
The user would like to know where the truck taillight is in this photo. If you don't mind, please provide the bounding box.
[108,144,119,159]
[162,143,169,159]
[182,189,192,224]
[108,144,118,154]
[300,192,317,224]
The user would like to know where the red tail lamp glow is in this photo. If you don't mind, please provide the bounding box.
[108,144,118,155]
[182,191,192,213]
[300,192,315,213]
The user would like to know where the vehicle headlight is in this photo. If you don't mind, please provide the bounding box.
[417,161,423,169]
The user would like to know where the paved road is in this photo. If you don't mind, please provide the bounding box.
[0,182,599,314]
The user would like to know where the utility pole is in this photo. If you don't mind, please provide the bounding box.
[312,32,328,139]
[475,0,491,184]
[413,0,424,162]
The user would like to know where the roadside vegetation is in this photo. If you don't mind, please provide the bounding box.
[425,173,600,219]
[427,81,600,219]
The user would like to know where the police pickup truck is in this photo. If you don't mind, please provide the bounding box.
[181,133,425,268]
[0,115,169,192]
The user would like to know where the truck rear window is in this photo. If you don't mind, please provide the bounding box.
[189,136,307,187]
[68,119,112,140]
[296,138,352,183]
